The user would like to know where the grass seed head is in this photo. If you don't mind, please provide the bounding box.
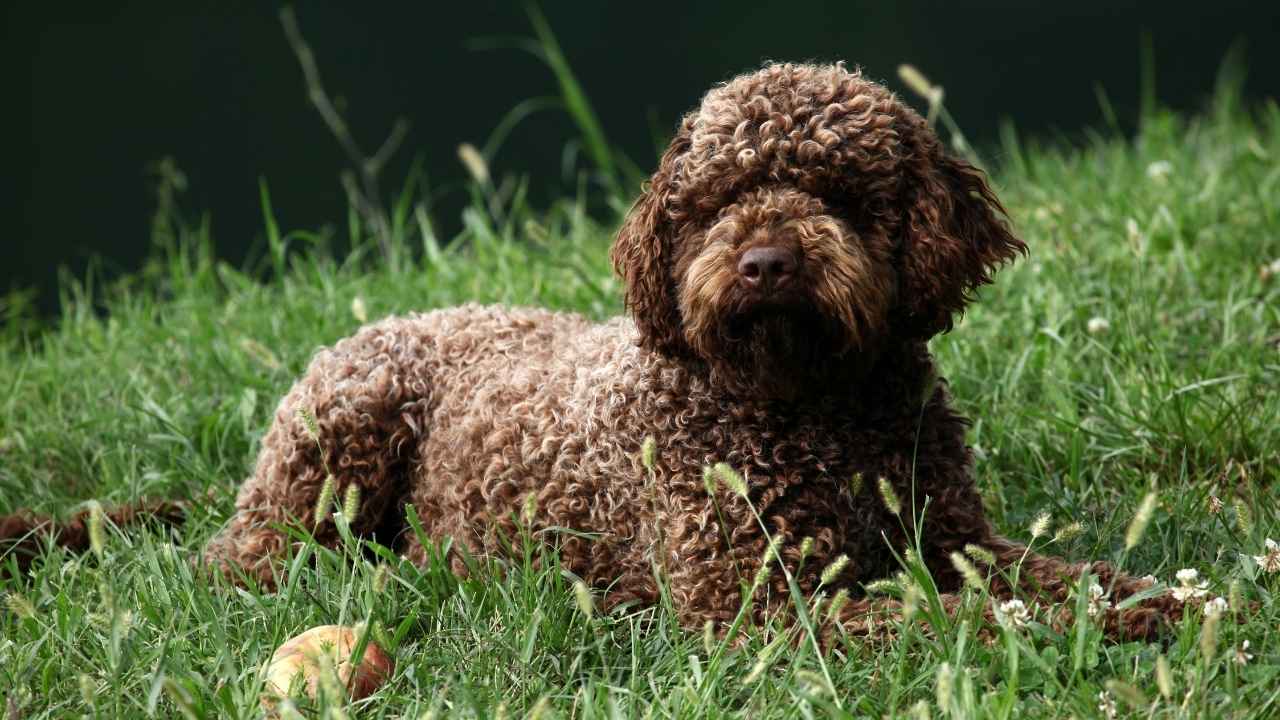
[342,483,362,520]
[897,64,943,106]
[799,536,814,559]
[826,588,850,622]
[742,657,769,685]
[864,578,899,595]
[1124,492,1157,550]
[876,476,901,516]
[1199,611,1220,661]
[78,674,95,708]
[794,669,830,696]
[523,219,549,244]
[314,475,335,523]
[1155,655,1173,699]
[527,696,551,720]
[4,592,36,620]
[711,463,749,498]
[572,580,594,619]
[521,492,538,525]
[1029,511,1051,539]
[640,436,656,472]
[456,143,489,185]
[87,500,106,560]
[820,554,850,585]
[1052,521,1084,543]
[741,640,780,685]
[752,535,783,590]
[1229,578,1244,612]
[963,543,995,566]
[240,338,281,370]
[903,547,920,568]
[1105,680,1147,710]
[949,551,985,590]
[849,471,864,496]
[935,662,954,714]
[297,407,320,441]
[1233,496,1254,536]
[902,582,922,623]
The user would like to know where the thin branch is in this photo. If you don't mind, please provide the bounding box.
[279,6,408,261]
[368,118,411,176]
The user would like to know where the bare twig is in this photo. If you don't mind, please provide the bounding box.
[279,6,408,260]
[369,118,411,176]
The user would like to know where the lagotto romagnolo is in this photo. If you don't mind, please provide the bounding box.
[9,63,1188,639]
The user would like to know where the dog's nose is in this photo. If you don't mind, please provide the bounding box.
[737,246,798,290]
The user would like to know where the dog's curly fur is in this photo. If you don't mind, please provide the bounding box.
[135,64,1187,638]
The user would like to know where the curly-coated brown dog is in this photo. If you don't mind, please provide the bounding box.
[54,63,1188,638]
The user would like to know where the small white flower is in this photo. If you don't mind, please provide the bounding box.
[1087,583,1112,617]
[1086,316,1111,335]
[1125,218,1144,250]
[1207,495,1224,514]
[1170,568,1210,602]
[1260,258,1280,282]
[1098,690,1118,719]
[1253,537,1280,573]
[1145,160,1173,183]
[1234,640,1253,666]
[1203,596,1228,618]
[995,599,1031,629]
[1171,583,1210,602]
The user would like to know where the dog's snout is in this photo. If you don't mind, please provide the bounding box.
[737,246,798,290]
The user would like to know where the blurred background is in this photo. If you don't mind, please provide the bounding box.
[6,1,1280,314]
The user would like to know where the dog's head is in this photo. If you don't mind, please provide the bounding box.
[612,63,1025,399]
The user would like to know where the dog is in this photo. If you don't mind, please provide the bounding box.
[6,63,1185,639]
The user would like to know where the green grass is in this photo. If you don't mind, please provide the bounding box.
[3,87,1280,718]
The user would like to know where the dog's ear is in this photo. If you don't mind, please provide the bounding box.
[895,138,1026,337]
[611,126,693,356]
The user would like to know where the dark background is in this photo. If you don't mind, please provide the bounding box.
[6,1,1280,313]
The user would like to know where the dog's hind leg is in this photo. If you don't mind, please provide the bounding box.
[202,316,437,589]
[972,535,1186,640]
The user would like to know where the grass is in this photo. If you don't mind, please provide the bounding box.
[3,58,1280,718]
